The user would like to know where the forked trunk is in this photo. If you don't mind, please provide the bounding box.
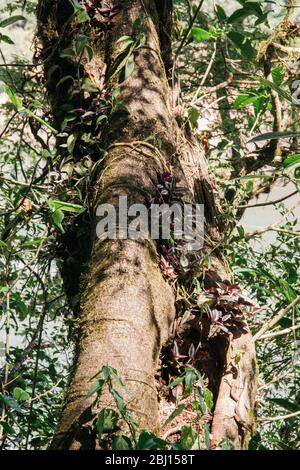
[37,0,257,449]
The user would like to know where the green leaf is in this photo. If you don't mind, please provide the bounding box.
[85,379,105,399]
[86,45,94,61]
[234,94,258,109]
[272,66,285,86]
[204,388,213,412]
[60,48,75,58]
[191,27,212,42]
[113,101,129,114]
[47,200,85,214]
[215,5,227,21]
[0,16,26,28]
[228,3,263,23]
[111,388,126,412]
[0,421,15,435]
[283,154,300,169]
[3,84,22,111]
[227,31,255,60]
[50,209,65,233]
[76,34,88,56]
[112,88,121,101]
[168,376,184,388]
[25,108,57,134]
[116,35,133,44]
[0,34,14,44]
[77,9,90,23]
[102,366,111,380]
[12,294,28,320]
[184,368,197,394]
[96,114,108,126]
[0,394,27,414]
[13,387,30,402]
[109,367,125,388]
[96,408,119,438]
[137,431,168,450]
[195,388,206,415]
[81,78,98,93]
[116,35,134,53]
[188,107,199,130]
[180,426,197,450]
[268,398,300,412]
[249,131,300,143]
[228,7,253,23]
[112,435,132,450]
[124,54,135,80]
[69,0,82,11]
[203,423,211,449]
[163,404,185,426]
[256,77,293,103]
[67,134,76,154]
[56,75,75,88]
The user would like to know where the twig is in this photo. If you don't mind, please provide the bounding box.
[191,43,217,106]
[197,42,217,93]
[29,379,62,403]
[162,425,182,440]
[245,225,300,239]
[245,201,300,239]
[0,175,48,189]
[0,63,41,68]
[192,76,233,105]
[258,370,291,391]
[254,295,300,341]
[273,42,300,54]
[0,112,18,140]
[257,324,300,340]
[237,190,298,209]
[175,0,205,58]
[258,410,300,422]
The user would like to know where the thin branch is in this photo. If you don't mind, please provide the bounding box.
[175,0,205,58]
[0,175,48,190]
[162,425,182,440]
[273,42,300,54]
[29,379,62,403]
[237,190,298,209]
[245,201,300,239]
[258,370,292,391]
[195,42,217,97]
[245,225,300,240]
[0,112,18,140]
[258,410,300,423]
[192,77,232,104]
[254,295,300,341]
[257,324,300,340]
[0,63,41,68]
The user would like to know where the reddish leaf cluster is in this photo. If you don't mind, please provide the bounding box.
[205,273,259,334]
[83,1,121,26]
[151,172,203,280]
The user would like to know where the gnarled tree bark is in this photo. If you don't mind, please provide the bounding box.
[37,0,257,450]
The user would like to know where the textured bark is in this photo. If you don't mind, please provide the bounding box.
[37,0,257,450]
[210,331,257,448]
[38,0,179,449]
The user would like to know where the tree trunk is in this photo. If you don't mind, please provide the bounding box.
[37,0,257,450]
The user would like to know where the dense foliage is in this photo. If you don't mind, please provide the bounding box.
[0,0,299,450]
